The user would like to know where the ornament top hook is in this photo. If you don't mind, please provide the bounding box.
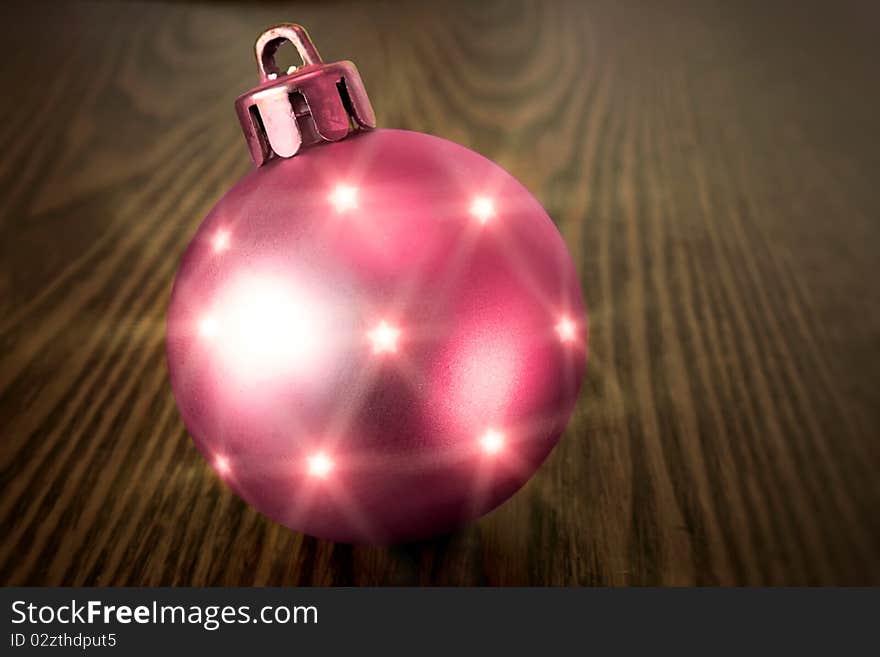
[235,23,376,167]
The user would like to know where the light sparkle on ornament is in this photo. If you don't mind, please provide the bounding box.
[328,184,358,213]
[470,196,496,224]
[479,428,505,455]
[555,316,578,343]
[215,454,231,475]
[212,229,231,253]
[368,321,400,354]
[199,316,218,339]
[307,452,334,478]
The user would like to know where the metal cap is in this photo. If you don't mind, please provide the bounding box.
[234,24,376,166]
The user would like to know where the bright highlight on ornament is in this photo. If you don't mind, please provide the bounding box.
[215,454,231,475]
[199,316,218,339]
[555,316,578,343]
[307,452,334,478]
[212,229,231,253]
[470,196,496,224]
[368,321,400,354]
[479,428,505,455]
[204,273,334,383]
[328,184,358,213]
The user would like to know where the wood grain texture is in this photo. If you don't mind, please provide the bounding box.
[1,0,878,585]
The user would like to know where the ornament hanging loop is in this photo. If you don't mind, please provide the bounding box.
[235,23,377,167]
[255,24,322,81]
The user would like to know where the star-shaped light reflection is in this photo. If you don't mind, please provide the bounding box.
[479,428,505,455]
[555,316,577,343]
[328,184,358,213]
[212,229,231,253]
[470,196,496,224]
[215,454,231,475]
[368,321,401,354]
[307,452,334,478]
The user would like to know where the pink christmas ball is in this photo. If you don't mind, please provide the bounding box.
[166,128,586,543]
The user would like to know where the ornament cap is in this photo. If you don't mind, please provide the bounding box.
[235,24,376,166]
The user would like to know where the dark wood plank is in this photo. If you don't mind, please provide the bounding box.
[1,0,878,585]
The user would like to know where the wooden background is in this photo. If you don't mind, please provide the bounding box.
[1,0,878,586]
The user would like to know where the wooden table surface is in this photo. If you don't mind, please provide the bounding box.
[1,0,878,586]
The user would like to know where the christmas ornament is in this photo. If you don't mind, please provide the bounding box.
[166,24,587,544]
